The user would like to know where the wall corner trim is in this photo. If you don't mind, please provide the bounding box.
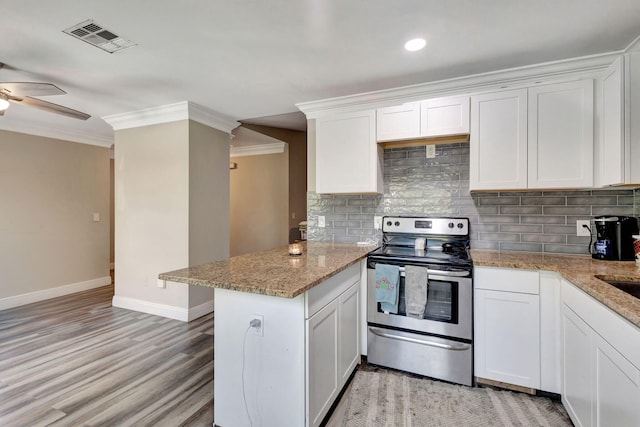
[102,101,240,134]
[0,276,111,311]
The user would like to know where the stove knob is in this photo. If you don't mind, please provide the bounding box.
[394,221,400,227]
[448,222,455,228]
[386,221,392,227]
[457,222,464,229]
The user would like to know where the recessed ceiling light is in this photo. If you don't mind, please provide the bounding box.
[404,38,427,52]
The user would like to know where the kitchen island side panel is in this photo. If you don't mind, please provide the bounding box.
[214,288,306,427]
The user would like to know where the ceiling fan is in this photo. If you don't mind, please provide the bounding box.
[0,63,90,120]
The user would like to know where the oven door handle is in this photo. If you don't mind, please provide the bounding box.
[368,327,471,351]
[395,267,469,277]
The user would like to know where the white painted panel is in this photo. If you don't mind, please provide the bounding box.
[474,266,539,294]
[376,102,420,141]
[599,56,625,186]
[339,282,360,384]
[475,289,540,388]
[306,263,360,318]
[421,96,470,136]
[470,89,528,190]
[528,79,594,188]
[540,271,562,394]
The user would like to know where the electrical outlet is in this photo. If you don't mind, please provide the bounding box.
[374,216,383,230]
[249,314,264,336]
[157,279,166,288]
[318,216,325,228]
[576,220,591,237]
[426,145,436,158]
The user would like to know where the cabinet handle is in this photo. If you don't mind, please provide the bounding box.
[369,327,470,351]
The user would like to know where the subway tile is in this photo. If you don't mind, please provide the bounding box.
[543,206,591,215]
[333,221,363,228]
[477,215,520,224]
[591,206,635,216]
[617,195,635,206]
[334,206,363,214]
[470,192,500,198]
[499,242,544,252]
[460,206,499,215]
[470,240,500,250]
[347,198,379,207]
[499,224,543,233]
[472,224,500,233]
[520,215,566,224]
[500,206,543,215]
[347,213,375,221]
[478,196,521,206]
[542,190,592,196]
[567,196,618,206]
[591,188,635,196]
[521,196,566,206]
[478,232,520,242]
[501,191,543,197]
[543,225,576,234]
[521,234,566,243]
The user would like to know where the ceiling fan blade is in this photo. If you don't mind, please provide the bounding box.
[0,82,66,97]
[9,96,90,120]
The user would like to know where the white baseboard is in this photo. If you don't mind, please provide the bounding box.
[112,295,214,322]
[0,276,112,311]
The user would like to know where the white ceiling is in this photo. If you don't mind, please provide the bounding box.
[1,0,639,146]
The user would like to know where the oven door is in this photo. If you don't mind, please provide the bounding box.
[367,260,472,341]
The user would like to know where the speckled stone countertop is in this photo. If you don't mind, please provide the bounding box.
[471,249,640,328]
[159,242,375,298]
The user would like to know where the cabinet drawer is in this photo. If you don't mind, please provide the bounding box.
[306,263,360,319]
[474,266,539,294]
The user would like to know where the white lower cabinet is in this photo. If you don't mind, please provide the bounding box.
[307,279,360,427]
[561,279,640,427]
[474,267,541,389]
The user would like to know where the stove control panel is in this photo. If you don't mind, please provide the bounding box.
[382,216,469,236]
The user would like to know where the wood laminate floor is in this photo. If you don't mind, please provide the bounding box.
[0,285,214,427]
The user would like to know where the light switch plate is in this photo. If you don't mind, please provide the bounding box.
[426,145,436,158]
[318,216,325,228]
[92,212,100,222]
[374,216,383,230]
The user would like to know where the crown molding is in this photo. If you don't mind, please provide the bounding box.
[296,51,622,118]
[230,142,287,157]
[0,121,113,147]
[625,34,640,53]
[102,101,240,134]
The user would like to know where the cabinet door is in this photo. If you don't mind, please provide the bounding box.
[599,56,625,186]
[470,90,528,190]
[562,306,593,427]
[315,110,382,194]
[338,282,360,385]
[474,289,540,388]
[376,102,420,141]
[307,298,339,427]
[593,334,640,427]
[528,80,594,188]
[421,96,470,137]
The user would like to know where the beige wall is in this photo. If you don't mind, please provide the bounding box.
[113,119,229,316]
[242,124,307,241]
[188,120,229,307]
[110,158,115,265]
[0,130,110,299]
[230,149,289,256]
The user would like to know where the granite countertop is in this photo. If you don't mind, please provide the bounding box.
[471,249,640,328]
[159,241,375,298]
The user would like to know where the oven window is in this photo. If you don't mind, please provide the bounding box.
[377,277,459,324]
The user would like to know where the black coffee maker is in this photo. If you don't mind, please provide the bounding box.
[592,216,640,260]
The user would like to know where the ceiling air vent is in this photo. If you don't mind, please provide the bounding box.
[63,19,136,53]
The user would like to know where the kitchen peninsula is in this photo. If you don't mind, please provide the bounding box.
[159,241,374,427]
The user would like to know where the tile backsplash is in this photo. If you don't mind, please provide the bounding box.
[307,143,638,255]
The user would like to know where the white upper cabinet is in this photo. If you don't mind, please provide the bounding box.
[470,80,594,191]
[528,79,594,189]
[376,102,420,141]
[421,96,470,137]
[599,56,625,186]
[315,110,383,194]
[470,89,528,190]
[597,53,640,186]
[376,96,470,142]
